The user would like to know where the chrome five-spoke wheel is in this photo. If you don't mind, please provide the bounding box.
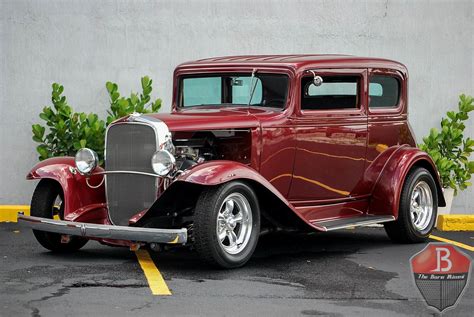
[384,167,438,243]
[194,181,260,268]
[409,180,433,231]
[216,193,253,255]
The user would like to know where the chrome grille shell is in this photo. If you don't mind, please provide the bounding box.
[105,122,159,226]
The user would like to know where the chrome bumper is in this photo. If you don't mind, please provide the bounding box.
[17,215,187,244]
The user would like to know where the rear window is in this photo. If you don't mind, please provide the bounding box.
[369,76,400,108]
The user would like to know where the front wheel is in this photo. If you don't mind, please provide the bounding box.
[30,179,88,252]
[193,181,260,268]
[384,167,438,243]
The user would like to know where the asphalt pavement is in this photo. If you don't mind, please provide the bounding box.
[1,223,472,317]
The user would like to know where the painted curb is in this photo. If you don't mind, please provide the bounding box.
[0,205,30,222]
[437,214,474,231]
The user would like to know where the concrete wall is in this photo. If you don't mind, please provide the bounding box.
[1,0,473,212]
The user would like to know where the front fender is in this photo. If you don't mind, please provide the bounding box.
[176,160,289,201]
[170,160,325,231]
[368,147,446,218]
[27,157,106,221]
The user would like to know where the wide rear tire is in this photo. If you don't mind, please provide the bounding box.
[384,167,438,243]
[193,181,260,269]
[31,180,88,252]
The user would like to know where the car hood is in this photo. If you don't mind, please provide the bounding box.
[142,106,281,132]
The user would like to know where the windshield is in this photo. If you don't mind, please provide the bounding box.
[178,73,289,108]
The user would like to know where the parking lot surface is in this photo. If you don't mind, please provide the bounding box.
[1,223,472,317]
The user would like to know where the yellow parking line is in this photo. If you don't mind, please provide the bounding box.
[429,235,474,252]
[135,249,172,295]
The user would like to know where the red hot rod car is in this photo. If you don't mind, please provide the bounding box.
[19,55,445,268]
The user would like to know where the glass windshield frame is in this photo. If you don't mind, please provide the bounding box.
[177,72,290,109]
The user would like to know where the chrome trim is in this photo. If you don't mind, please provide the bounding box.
[94,170,161,178]
[128,114,172,147]
[104,118,171,167]
[316,215,395,231]
[151,149,176,176]
[18,215,187,244]
[75,148,99,175]
[410,180,434,231]
[104,114,173,225]
[216,192,253,255]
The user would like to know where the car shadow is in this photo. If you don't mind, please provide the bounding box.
[150,227,397,272]
[32,226,404,269]
[52,227,396,268]
[148,227,407,300]
[36,226,401,274]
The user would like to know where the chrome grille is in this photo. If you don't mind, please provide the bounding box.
[105,123,157,225]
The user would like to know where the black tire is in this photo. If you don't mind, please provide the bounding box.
[193,181,260,269]
[384,167,438,243]
[31,179,88,252]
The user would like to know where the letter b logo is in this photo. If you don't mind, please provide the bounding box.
[411,243,471,312]
[432,247,452,272]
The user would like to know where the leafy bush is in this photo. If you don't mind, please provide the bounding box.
[106,76,161,125]
[32,77,161,164]
[419,94,474,194]
[32,83,106,162]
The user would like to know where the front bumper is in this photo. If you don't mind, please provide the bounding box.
[17,215,187,244]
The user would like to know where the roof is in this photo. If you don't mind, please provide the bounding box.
[177,54,407,72]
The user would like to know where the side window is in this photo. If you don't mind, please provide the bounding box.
[183,77,221,106]
[369,75,400,108]
[301,76,359,110]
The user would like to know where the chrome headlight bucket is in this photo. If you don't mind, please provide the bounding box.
[151,149,176,176]
[161,138,175,154]
[75,148,99,174]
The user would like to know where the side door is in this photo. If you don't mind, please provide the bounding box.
[289,69,368,202]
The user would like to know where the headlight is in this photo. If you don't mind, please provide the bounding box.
[151,150,176,176]
[75,148,99,174]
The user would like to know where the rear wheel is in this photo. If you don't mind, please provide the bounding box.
[31,180,88,252]
[193,181,260,268]
[384,167,438,243]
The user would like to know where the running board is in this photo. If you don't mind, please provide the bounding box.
[311,215,395,231]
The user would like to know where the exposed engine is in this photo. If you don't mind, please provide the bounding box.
[172,129,252,173]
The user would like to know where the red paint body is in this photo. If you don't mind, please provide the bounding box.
[27,55,445,243]
[27,157,107,224]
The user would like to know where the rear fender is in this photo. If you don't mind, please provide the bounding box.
[368,147,446,218]
[27,157,106,221]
